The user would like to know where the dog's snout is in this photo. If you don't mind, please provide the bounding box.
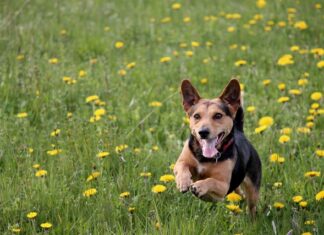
[198,128,210,139]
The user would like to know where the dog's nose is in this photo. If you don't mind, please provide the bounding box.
[198,128,210,139]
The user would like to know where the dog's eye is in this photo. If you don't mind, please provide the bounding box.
[213,113,223,120]
[193,113,201,120]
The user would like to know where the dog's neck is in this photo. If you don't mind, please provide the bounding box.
[189,129,235,163]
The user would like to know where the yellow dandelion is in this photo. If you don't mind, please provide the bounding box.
[277,96,290,103]
[140,172,152,177]
[128,207,136,213]
[152,184,167,193]
[40,222,52,229]
[200,78,208,84]
[94,108,106,117]
[149,101,162,107]
[33,164,40,169]
[169,163,175,170]
[11,227,21,233]
[263,79,271,86]
[315,190,324,201]
[27,212,38,219]
[46,149,62,156]
[297,127,311,134]
[294,21,308,30]
[160,56,171,63]
[171,3,181,10]
[226,192,242,202]
[277,21,286,27]
[279,135,290,144]
[185,50,194,57]
[305,220,315,225]
[315,149,324,158]
[289,89,302,95]
[256,0,266,8]
[299,201,308,208]
[301,232,312,235]
[277,54,294,66]
[159,174,175,183]
[115,41,124,49]
[255,125,268,134]
[83,188,97,197]
[258,116,274,127]
[304,171,320,177]
[269,153,285,163]
[50,129,61,137]
[280,127,292,135]
[227,26,236,32]
[35,170,47,177]
[126,62,136,69]
[290,45,300,52]
[273,182,282,188]
[226,204,242,213]
[234,60,247,67]
[183,17,191,23]
[48,58,58,64]
[86,95,99,103]
[247,106,256,113]
[86,172,101,182]
[118,69,127,76]
[79,70,87,77]
[310,92,322,101]
[89,115,101,123]
[298,79,308,86]
[273,202,285,209]
[120,191,130,198]
[16,54,25,61]
[292,195,303,203]
[317,60,324,68]
[17,112,28,118]
[97,151,110,158]
[278,83,286,91]
[152,145,159,151]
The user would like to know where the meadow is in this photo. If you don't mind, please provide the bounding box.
[0,0,323,234]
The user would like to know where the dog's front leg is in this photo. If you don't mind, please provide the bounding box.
[190,178,229,201]
[174,162,193,193]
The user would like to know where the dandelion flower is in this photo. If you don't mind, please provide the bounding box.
[258,116,274,127]
[83,188,97,197]
[298,79,308,86]
[27,212,38,219]
[289,89,302,95]
[86,95,99,103]
[255,125,268,134]
[269,153,285,163]
[171,3,181,10]
[115,144,128,154]
[310,92,322,101]
[159,174,175,183]
[301,232,312,235]
[294,21,308,30]
[16,112,28,118]
[86,172,101,182]
[247,106,256,112]
[11,227,21,233]
[273,202,284,209]
[304,220,315,225]
[79,70,87,77]
[227,26,236,32]
[16,54,25,61]
[304,171,320,177]
[280,127,292,135]
[47,149,62,156]
[273,182,282,188]
[97,151,110,158]
[128,207,136,213]
[120,191,130,198]
[297,127,311,134]
[277,54,294,66]
[315,190,324,201]
[226,204,242,213]
[35,170,47,177]
[149,101,162,107]
[234,60,247,67]
[40,222,52,229]
[126,62,136,69]
[292,195,303,203]
[256,0,266,8]
[160,57,171,63]
[315,149,324,158]
[48,58,58,64]
[299,201,308,208]
[317,60,324,68]
[277,96,290,103]
[200,78,208,84]
[152,184,167,193]
[183,17,191,23]
[262,79,271,86]
[279,135,290,144]
[226,192,242,202]
[140,172,152,177]
[115,41,124,49]
[185,51,194,57]
[94,108,106,116]
[278,83,286,91]
[50,129,61,137]
[33,164,40,169]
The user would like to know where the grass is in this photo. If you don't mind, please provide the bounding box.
[0,0,323,234]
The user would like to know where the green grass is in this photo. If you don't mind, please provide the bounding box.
[0,0,323,234]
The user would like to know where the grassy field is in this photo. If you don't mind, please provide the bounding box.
[0,0,324,234]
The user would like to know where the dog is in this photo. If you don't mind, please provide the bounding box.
[174,79,262,216]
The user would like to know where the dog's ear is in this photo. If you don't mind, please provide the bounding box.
[219,79,241,112]
[181,80,201,112]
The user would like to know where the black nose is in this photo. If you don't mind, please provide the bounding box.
[198,128,210,139]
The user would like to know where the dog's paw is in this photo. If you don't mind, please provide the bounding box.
[176,176,192,193]
[190,181,208,198]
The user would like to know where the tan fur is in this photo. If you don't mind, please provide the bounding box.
[242,176,259,217]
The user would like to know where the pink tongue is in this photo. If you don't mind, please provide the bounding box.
[201,138,219,158]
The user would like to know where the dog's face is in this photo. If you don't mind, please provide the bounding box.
[181,79,241,158]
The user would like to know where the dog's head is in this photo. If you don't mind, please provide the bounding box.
[181,79,241,158]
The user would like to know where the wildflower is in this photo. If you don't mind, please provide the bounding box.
[255,125,268,134]
[97,151,110,158]
[311,48,324,56]
[297,127,311,134]
[247,106,256,112]
[263,79,271,86]
[128,207,135,213]
[290,45,300,52]
[304,171,320,177]
[294,21,308,30]
[278,83,286,91]
[115,41,124,49]
[279,135,290,144]
[206,41,213,47]
[277,21,286,27]
[273,202,285,209]
[315,3,322,9]
[277,96,290,103]
[27,212,38,219]
[200,78,208,84]
[185,51,193,57]
[160,17,171,23]
[183,17,191,23]
[234,60,247,67]
[60,29,67,36]
[226,204,242,213]
[90,115,101,123]
[269,153,285,163]
[83,188,97,197]
[306,115,315,121]
[289,89,302,95]
[160,56,171,63]
[280,127,292,135]
[62,76,77,85]
[40,222,52,229]
[67,112,73,118]
[227,26,236,32]
[48,58,58,64]
[306,122,314,128]
[33,164,40,169]
[17,112,28,118]
[140,172,152,177]
[301,232,312,235]
[120,191,130,198]
[47,149,62,156]
[86,95,99,103]
[50,129,61,137]
[315,149,324,158]
[310,92,322,101]
[169,163,175,170]
[90,58,97,64]
[126,62,136,69]
[299,201,308,208]
[152,184,167,193]
[11,227,21,233]
[315,190,324,201]
[115,144,128,154]
[149,101,162,107]
[298,79,308,86]
[16,54,25,61]
[305,220,315,225]
[258,116,274,127]
[155,222,161,230]
[133,148,141,153]
[311,103,319,109]
[292,195,303,203]
[86,172,100,182]
[79,70,87,77]
[273,182,282,188]
[28,148,34,154]
[226,192,242,202]
[159,174,175,182]
[35,170,47,177]
[316,61,324,68]
[118,69,127,76]
[152,145,159,151]
[277,54,294,66]
[171,3,181,10]
[256,0,266,8]
[94,108,106,117]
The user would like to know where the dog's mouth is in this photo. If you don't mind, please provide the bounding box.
[199,132,225,158]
